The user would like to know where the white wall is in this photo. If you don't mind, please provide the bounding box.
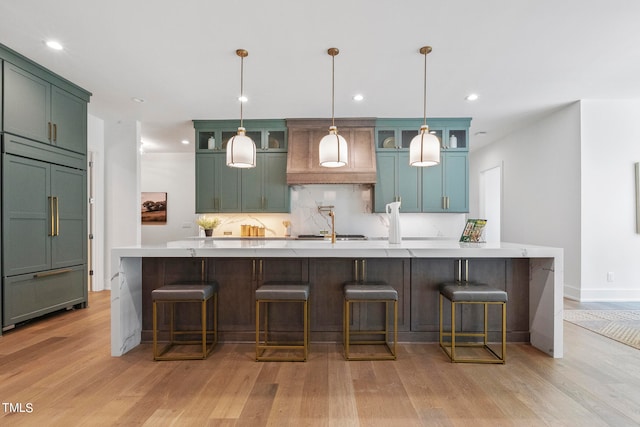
[104,120,141,289]
[470,102,582,296]
[580,100,640,301]
[141,153,199,244]
[472,100,640,301]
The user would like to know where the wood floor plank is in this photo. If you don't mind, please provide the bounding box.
[2,292,640,426]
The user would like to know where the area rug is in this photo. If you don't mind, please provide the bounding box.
[563,310,640,350]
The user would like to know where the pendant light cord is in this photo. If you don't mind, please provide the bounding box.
[331,53,335,128]
[240,54,245,128]
[422,49,427,127]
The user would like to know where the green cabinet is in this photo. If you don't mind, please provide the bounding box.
[1,43,90,333]
[241,153,289,212]
[3,62,87,155]
[193,120,289,213]
[3,154,87,276]
[374,151,421,212]
[422,152,469,212]
[3,265,86,326]
[374,118,470,213]
[196,153,241,212]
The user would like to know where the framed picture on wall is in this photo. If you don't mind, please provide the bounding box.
[141,192,167,225]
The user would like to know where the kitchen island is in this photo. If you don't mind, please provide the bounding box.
[111,239,563,358]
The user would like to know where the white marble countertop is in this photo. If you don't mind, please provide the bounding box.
[111,238,564,358]
[112,238,562,259]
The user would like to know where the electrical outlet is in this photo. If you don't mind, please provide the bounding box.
[607,272,615,282]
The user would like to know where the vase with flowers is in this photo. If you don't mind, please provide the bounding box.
[196,215,220,237]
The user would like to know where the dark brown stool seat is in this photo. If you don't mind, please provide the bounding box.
[255,282,310,362]
[343,281,398,360]
[152,282,218,361]
[439,281,507,363]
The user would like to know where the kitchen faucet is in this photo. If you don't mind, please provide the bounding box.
[318,205,336,244]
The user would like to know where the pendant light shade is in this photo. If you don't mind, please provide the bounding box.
[227,49,256,169]
[319,126,348,167]
[319,48,348,168]
[409,46,441,167]
[226,126,256,168]
[409,125,440,167]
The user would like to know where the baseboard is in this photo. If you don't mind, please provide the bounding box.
[571,287,640,302]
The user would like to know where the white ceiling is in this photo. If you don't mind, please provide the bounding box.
[2,0,640,154]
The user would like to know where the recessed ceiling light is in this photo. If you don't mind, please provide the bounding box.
[465,93,479,101]
[45,40,64,51]
[238,95,248,103]
[131,97,145,103]
[181,139,189,145]
[353,94,364,102]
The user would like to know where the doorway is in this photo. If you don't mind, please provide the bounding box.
[479,165,502,243]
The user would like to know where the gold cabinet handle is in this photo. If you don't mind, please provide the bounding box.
[54,196,60,236]
[34,268,72,278]
[48,122,52,141]
[48,196,55,236]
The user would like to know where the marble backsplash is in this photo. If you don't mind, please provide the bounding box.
[197,184,467,239]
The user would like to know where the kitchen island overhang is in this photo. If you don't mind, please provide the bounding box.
[111,239,563,358]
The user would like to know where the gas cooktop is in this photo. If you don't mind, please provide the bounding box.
[296,234,367,241]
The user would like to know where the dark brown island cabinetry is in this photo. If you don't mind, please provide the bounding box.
[141,257,529,343]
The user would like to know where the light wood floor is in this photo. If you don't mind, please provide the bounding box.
[1,292,640,426]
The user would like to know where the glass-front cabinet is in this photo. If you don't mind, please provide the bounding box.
[193,119,289,213]
[375,118,469,151]
[195,119,287,152]
[374,118,471,213]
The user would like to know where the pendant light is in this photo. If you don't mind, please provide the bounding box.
[409,46,441,167]
[319,48,348,168]
[226,49,256,168]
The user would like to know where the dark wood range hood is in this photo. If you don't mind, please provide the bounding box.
[286,118,377,184]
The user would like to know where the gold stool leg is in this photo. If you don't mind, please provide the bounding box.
[502,301,507,362]
[450,300,456,362]
[303,298,309,361]
[392,299,398,359]
[153,301,158,359]
[344,299,351,359]
[255,299,260,361]
[484,302,488,347]
[201,299,207,358]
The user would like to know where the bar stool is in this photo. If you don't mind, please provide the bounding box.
[152,281,218,361]
[343,281,398,360]
[255,282,310,362]
[439,281,507,363]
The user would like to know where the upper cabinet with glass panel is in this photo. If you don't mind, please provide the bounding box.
[375,118,471,151]
[193,119,287,152]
